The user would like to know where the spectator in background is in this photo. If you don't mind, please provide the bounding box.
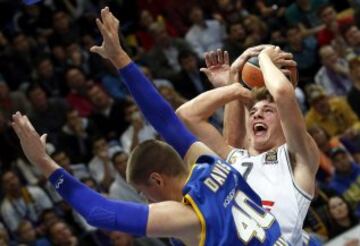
[0,223,12,246]
[185,5,226,58]
[328,147,360,218]
[99,59,130,102]
[88,136,121,191]
[305,84,360,137]
[144,22,193,80]
[109,151,145,203]
[48,11,79,46]
[47,220,93,246]
[347,56,360,117]
[0,77,32,118]
[64,66,93,117]
[120,103,158,154]
[284,25,319,83]
[285,0,328,36]
[135,9,178,52]
[26,84,69,145]
[343,23,360,55]
[174,50,212,99]
[35,55,67,98]
[51,150,90,180]
[0,170,53,232]
[315,45,352,96]
[242,15,269,47]
[326,195,359,238]
[58,108,95,163]
[16,219,51,246]
[87,84,129,140]
[213,0,248,23]
[316,4,353,46]
[222,21,246,62]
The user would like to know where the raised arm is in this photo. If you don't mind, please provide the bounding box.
[11,112,200,245]
[258,47,320,196]
[90,7,215,163]
[176,82,252,159]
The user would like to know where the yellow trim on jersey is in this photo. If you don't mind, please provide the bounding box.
[183,194,206,246]
[183,162,197,187]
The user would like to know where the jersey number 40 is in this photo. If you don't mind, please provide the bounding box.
[232,191,275,243]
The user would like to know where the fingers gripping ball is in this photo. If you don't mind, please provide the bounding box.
[241,56,298,89]
[23,0,42,5]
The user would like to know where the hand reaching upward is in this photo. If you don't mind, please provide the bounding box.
[90,7,131,69]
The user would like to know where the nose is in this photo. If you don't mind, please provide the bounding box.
[252,110,263,119]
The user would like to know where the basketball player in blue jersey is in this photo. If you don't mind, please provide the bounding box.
[12,7,289,246]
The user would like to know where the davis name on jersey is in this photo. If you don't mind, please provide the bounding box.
[182,155,288,246]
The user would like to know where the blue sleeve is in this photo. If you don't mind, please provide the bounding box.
[49,168,148,235]
[118,62,197,158]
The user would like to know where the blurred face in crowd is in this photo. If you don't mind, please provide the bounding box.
[151,24,170,47]
[25,5,40,17]
[287,27,302,46]
[2,171,22,196]
[350,60,360,83]
[110,231,134,246]
[66,109,82,132]
[0,111,7,133]
[92,138,108,156]
[49,221,77,246]
[37,58,54,79]
[189,7,204,25]
[28,87,48,111]
[308,126,329,151]
[0,82,9,100]
[18,221,36,243]
[52,152,71,171]
[52,45,67,63]
[296,0,310,9]
[332,152,352,174]
[229,23,246,42]
[217,0,231,9]
[87,85,111,109]
[140,10,154,28]
[345,26,360,46]
[65,68,87,90]
[113,152,128,178]
[179,54,198,72]
[40,210,60,228]
[320,6,337,25]
[53,12,70,32]
[140,66,153,80]
[125,104,139,123]
[311,96,330,115]
[319,46,338,68]
[328,196,349,222]
[13,34,30,53]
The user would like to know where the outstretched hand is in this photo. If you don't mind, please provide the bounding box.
[200,49,230,88]
[11,112,49,166]
[90,7,130,69]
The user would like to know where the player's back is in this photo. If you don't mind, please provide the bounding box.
[182,155,288,246]
[227,144,312,245]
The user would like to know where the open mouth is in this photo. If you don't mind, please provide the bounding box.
[253,123,268,136]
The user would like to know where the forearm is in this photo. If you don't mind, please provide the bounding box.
[118,62,196,158]
[258,53,293,99]
[223,99,248,148]
[177,83,245,122]
[49,168,148,235]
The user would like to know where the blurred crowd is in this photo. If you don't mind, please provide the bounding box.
[0,0,359,245]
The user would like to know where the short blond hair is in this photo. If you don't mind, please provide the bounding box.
[126,140,188,185]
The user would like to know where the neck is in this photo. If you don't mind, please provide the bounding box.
[336,217,352,227]
[8,189,22,199]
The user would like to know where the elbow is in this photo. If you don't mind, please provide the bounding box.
[176,103,197,123]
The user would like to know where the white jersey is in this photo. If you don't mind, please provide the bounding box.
[227,144,312,246]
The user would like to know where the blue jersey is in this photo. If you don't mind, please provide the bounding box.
[182,155,288,246]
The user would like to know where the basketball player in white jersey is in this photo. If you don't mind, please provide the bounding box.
[176,47,320,246]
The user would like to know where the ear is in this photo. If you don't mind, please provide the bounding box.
[148,172,164,187]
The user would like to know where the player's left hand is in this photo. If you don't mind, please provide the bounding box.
[200,49,230,88]
[11,112,49,166]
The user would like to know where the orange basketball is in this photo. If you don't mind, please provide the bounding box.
[241,56,298,89]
